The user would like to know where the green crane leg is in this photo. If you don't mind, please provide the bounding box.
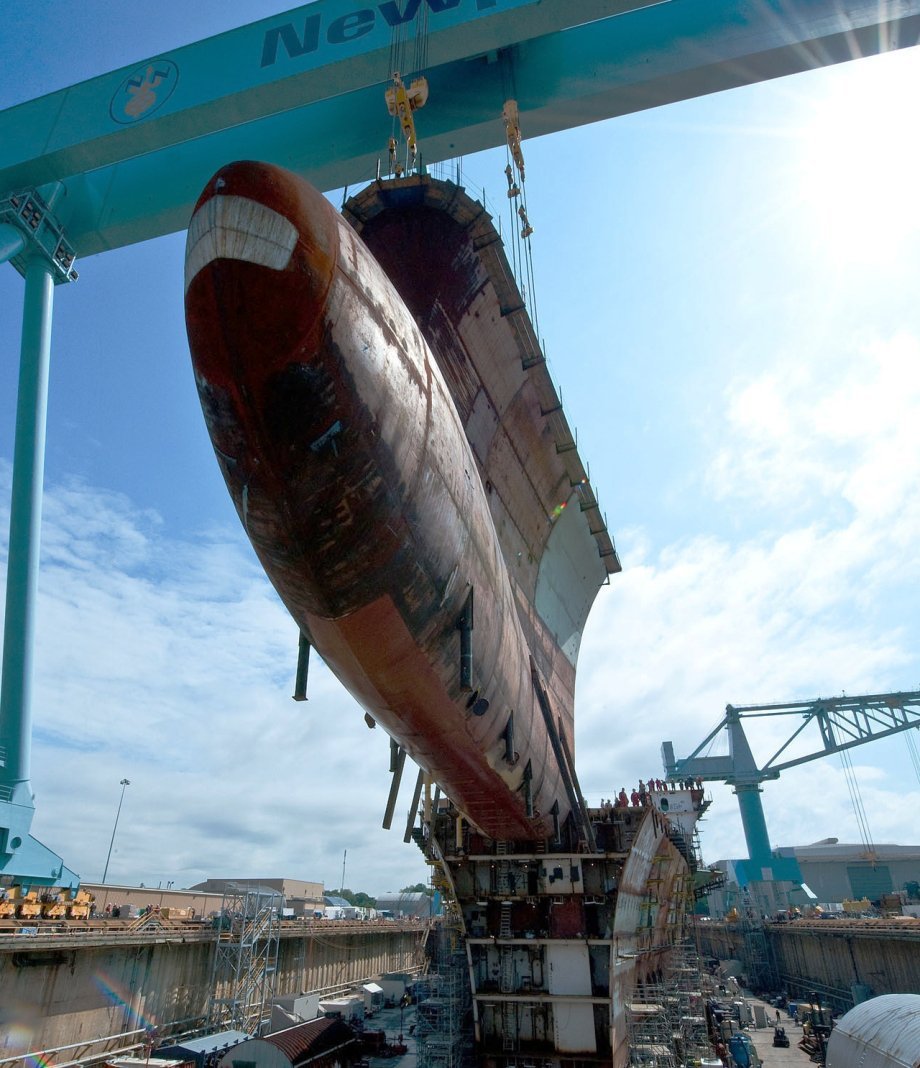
[734,783,773,870]
[0,223,25,264]
[0,256,77,885]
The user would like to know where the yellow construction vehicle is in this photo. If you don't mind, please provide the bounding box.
[68,888,94,919]
[797,999,833,1059]
[41,891,69,919]
[0,887,20,918]
[17,890,44,919]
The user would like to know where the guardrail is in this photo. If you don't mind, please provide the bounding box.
[0,1027,150,1068]
[0,915,432,951]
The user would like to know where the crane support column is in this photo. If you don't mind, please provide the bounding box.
[0,249,78,886]
[1,255,55,807]
[734,783,773,872]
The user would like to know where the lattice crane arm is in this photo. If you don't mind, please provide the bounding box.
[663,688,920,872]
[664,689,920,785]
[738,690,920,776]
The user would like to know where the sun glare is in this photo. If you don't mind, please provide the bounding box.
[795,47,920,265]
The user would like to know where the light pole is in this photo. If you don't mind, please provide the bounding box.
[102,778,130,883]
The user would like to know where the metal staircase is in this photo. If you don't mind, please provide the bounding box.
[207,883,282,1035]
[498,901,513,939]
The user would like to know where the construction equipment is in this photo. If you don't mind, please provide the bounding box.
[797,996,833,1060]
[68,887,94,919]
[384,72,428,170]
[0,885,20,917]
[41,891,69,919]
[17,889,43,919]
[0,884,94,921]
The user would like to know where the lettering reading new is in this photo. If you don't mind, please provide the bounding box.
[261,0,498,68]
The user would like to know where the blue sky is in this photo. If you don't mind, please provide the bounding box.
[1,4,919,894]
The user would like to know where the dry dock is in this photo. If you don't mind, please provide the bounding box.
[694,917,920,1011]
[0,919,427,1064]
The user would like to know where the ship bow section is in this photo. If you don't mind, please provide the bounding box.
[185,162,568,840]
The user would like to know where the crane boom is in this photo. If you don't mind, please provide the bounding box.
[664,689,920,785]
[730,691,920,775]
[661,689,920,878]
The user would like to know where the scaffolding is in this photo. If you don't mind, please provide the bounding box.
[207,883,282,1035]
[626,942,712,1068]
[415,924,472,1068]
[736,907,778,991]
[627,838,713,1068]
[666,941,711,1064]
[626,996,677,1068]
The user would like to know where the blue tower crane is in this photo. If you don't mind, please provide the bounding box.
[662,690,920,888]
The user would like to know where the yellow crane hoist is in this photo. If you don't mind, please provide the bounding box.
[385,72,428,173]
[503,100,533,238]
[504,163,520,200]
[518,204,533,239]
[502,99,526,183]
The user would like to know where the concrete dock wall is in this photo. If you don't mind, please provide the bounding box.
[694,919,920,1009]
[770,922,920,1000]
[0,922,426,1062]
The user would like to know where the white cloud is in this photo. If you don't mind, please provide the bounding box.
[709,333,920,522]
[573,332,920,864]
[0,467,430,894]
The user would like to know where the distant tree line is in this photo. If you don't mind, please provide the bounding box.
[326,883,433,908]
[328,888,377,908]
[400,883,434,898]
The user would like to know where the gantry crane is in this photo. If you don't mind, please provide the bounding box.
[662,690,920,885]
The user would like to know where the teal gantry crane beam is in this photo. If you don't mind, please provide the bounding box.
[2,0,919,256]
[662,690,920,879]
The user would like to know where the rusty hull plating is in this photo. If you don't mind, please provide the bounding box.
[184,163,614,842]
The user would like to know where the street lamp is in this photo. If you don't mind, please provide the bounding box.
[102,778,130,883]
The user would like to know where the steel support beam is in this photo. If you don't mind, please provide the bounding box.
[0,252,78,885]
[0,223,25,264]
[1,255,55,805]
[1,1,917,256]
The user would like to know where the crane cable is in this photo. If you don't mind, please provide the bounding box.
[499,56,541,341]
[413,0,430,75]
[387,10,406,130]
[386,23,403,176]
[838,747,876,861]
[906,726,920,786]
[384,6,430,177]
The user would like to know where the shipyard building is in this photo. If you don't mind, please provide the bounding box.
[706,839,920,917]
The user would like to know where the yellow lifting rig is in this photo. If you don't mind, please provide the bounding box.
[385,72,429,175]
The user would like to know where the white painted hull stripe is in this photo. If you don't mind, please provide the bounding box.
[185,194,297,293]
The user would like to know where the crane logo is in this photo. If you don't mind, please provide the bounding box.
[110,60,179,124]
